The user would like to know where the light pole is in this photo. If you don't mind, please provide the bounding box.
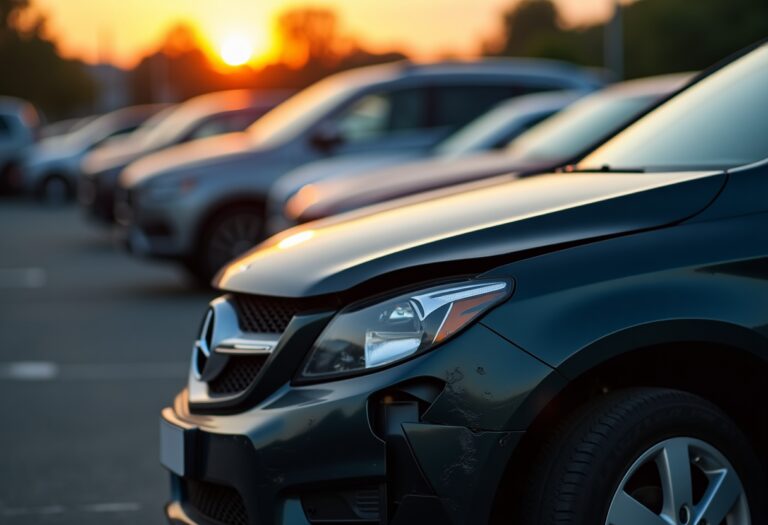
[604,0,624,80]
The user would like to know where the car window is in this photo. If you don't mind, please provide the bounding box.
[507,94,655,162]
[332,88,427,143]
[431,85,520,129]
[579,44,768,171]
[188,111,261,141]
[436,107,556,157]
[248,75,364,147]
[0,115,11,137]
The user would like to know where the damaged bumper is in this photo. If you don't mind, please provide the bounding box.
[161,324,558,525]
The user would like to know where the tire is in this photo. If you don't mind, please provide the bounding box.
[189,206,265,285]
[514,388,766,525]
[38,175,72,205]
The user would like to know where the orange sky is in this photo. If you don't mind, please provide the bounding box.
[32,0,620,68]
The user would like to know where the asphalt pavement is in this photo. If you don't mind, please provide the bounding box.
[0,198,214,524]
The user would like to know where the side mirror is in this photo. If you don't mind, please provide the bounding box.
[310,122,344,153]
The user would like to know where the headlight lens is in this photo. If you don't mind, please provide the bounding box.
[299,279,512,381]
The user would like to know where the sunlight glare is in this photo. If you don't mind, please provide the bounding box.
[219,33,254,66]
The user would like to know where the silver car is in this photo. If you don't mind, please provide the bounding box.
[117,59,604,281]
[276,73,693,228]
[266,90,585,234]
[0,97,40,194]
[22,104,167,202]
[80,89,291,224]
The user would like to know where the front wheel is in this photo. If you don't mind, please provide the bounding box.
[514,388,766,525]
[38,175,72,205]
[188,207,264,285]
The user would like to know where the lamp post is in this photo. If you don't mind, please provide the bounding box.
[604,0,624,80]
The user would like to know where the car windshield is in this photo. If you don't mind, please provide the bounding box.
[505,91,656,163]
[131,105,191,148]
[247,74,363,147]
[433,101,530,157]
[65,112,131,147]
[578,44,768,171]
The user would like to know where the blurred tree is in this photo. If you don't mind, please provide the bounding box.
[495,0,561,56]
[129,7,408,104]
[490,0,768,78]
[0,0,96,119]
[622,0,768,78]
[277,7,340,68]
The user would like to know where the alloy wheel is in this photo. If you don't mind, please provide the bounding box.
[606,437,750,525]
[206,212,263,272]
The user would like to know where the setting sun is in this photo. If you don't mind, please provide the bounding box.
[219,33,254,66]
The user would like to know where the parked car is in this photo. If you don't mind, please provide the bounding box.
[266,90,585,232]
[116,59,604,281]
[274,73,692,232]
[39,115,97,139]
[160,42,768,525]
[81,89,292,224]
[0,97,41,194]
[22,104,168,202]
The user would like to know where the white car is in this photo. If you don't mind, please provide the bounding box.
[0,97,40,194]
[22,104,167,202]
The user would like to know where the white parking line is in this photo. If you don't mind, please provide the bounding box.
[0,268,47,288]
[0,502,142,517]
[0,361,187,381]
[81,502,143,513]
[0,361,59,380]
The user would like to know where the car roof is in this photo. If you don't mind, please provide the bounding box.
[181,89,294,114]
[484,90,587,116]
[327,58,605,90]
[598,73,696,98]
[0,96,38,117]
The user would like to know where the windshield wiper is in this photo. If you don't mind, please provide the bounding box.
[564,164,646,173]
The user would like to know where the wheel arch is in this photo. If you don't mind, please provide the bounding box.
[192,194,268,252]
[491,323,768,522]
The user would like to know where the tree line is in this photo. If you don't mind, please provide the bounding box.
[1,0,766,120]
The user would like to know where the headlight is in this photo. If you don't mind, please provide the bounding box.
[143,178,196,202]
[299,279,512,381]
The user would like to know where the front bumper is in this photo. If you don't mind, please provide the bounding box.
[115,190,197,260]
[79,170,121,224]
[160,324,558,525]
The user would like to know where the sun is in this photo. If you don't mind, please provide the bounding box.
[219,34,254,67]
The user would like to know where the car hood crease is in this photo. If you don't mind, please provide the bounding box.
[216,171,727,297]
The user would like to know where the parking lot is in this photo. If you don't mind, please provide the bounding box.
[0,198,212,524]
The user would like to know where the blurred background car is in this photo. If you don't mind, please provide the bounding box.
[265,89,586,227]
[39,115,97,140]
[21,104,168,203]
[275,72,693,231]
[0,97,41,195]
[79,89,292,224]
[115,59,604,282]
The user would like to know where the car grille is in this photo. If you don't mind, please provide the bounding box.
[208,355,267,396]
[233,294,331,333]
[185,479,248,525]
[192,294,336,404]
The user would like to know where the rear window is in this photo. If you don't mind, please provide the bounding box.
[579,44,768,171]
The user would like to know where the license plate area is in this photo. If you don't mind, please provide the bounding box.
[160,412,197,477]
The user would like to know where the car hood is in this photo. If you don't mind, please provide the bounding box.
[216,170,726,297]
[293,151,552,221]
[25,136,80,167]
[269,151,425,205]
[82,137,150,175]
[120,132,256,187]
